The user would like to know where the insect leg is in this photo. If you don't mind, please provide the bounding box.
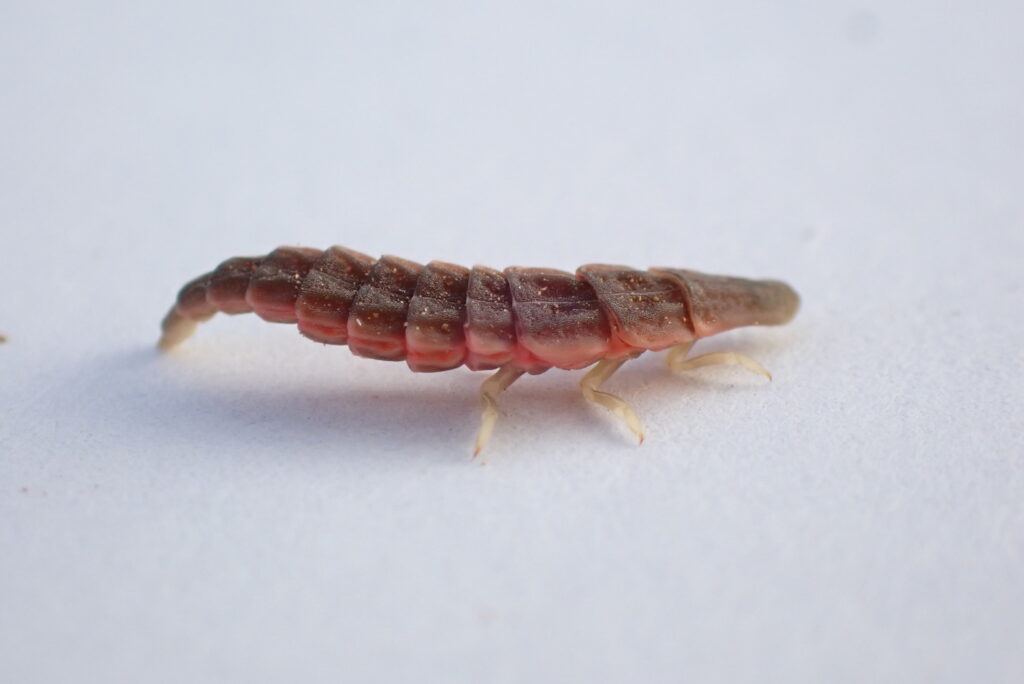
[580,358,645,444]
[667,342,772,381]
[473,366,526,458]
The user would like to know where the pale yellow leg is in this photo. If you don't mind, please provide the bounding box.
[580,358,645,444]
[667,341,772,381]
[473,366,526,458]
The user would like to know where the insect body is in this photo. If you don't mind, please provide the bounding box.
[160,246,799,454]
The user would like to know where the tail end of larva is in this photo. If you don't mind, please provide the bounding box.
[158,308,199,351]
[158,271,217,352]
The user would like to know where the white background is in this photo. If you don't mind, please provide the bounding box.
[2,2,1022,682]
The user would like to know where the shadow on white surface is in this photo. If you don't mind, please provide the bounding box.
[74,334,789,458]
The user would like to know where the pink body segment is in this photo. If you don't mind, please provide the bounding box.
[161,246,800,373]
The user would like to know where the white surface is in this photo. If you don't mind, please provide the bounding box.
[2,2,1022,682]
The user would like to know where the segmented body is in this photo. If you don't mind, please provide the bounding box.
[160,246,800,374]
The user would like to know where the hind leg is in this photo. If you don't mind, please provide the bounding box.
[580,357,645,444]
[473,366,526,458]
[667,341,772,381]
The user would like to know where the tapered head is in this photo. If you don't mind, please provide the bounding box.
[651,269,800,338]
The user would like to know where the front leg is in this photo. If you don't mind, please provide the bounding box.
[667,341,772,381]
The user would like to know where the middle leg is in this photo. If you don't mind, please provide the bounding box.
[580,357,645,444]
